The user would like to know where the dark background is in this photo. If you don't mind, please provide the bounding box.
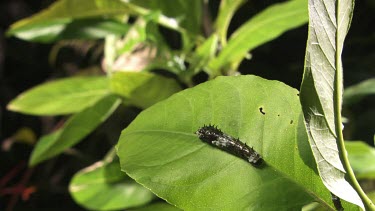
[0,0,374,210]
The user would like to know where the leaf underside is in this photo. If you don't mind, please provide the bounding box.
[300,0,363,208]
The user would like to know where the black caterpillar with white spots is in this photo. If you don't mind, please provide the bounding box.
[195,125,262,167]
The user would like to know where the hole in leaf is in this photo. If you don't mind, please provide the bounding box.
[259,107,265,115]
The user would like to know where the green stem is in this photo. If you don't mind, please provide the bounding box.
[334,3,375,209]
[335,79,375,211]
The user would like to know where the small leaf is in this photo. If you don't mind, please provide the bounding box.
[10,127,37,145]
[208,0,308,73]
[346,141,375,179]
[70,150,154,210]
[29,95,121,166]
[8,76,109,115]
[117,75,347,210]
[110,72,181,108]
[343,78,375,106]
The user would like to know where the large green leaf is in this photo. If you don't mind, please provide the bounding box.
[208,0,308,74]
[299,0,365,208]
[343,78,375,106]
[129,202,181,211]
[7,0,132,43]
[7,76,109,115]
[110,72,181,108]
[70,150,154,210]
[117,75,347,210]
[29,95,121,166]
[346,141,375,179]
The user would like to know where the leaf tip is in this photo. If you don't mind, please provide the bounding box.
[28,154,39,167]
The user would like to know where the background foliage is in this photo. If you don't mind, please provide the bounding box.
[0,0,374,210]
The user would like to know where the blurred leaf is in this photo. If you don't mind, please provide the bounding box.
[129,202,181,211]
[368,192,375,203]
[105,14,183,74]
[70,150,154,210]
[117,75,347,210]
[12,127,37,145]
[299,0,363,208]
[132,0,202,50]
[63,18,128,39]
[129,0,202,35]
[108,15,171,72]
[343,78,375,106]
[110,72,181,108]
[8,76,109,115]
[2,127,37,151]
[7,0,132,42]
[29,95,121,166]
[116,17,154,56]
[208,0,308,74]
[345,141,375,179]
[7,0,203,44]
[214,0,246,46]
[187,34,219,76]
[302,202,327,211]
[8,18,129,43]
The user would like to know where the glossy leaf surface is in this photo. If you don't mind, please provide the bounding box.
[117,75,346,210]
[130,202,181,211]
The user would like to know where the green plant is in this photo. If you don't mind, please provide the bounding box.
[6,0,374,210]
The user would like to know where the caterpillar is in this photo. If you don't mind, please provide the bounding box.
[331,193,344,211]
[195,125,262,167]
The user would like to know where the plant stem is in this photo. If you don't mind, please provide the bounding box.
[334,3,375,208]
[335,83,375,210]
